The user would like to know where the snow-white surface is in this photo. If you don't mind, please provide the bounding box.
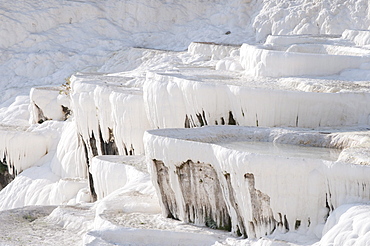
[144,126,370,239]
[0,96,30,126]
[342,29,370,46]
[0,121,62,176]
[90,155,149,200]
[1,0,370,245]
[252,0,370,41]
[0,0,255,106]
[29,87,68,124]
[144,72,370,129]
[240,34,370,77]
[0,121,91,209]
[188,42,240,61]
[0,165,88,210]
[49,121,87,179]
[318,204,370,246]
[70,73,150,157]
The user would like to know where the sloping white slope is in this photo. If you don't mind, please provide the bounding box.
[1,0,370,245]
[0,121,90,209]
[317,204,370,246]
[253,0,370,41]
[90,155,149,200]
[3,0,370,106]
[0,0,256,106]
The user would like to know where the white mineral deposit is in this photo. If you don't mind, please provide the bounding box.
[1,0,370,245]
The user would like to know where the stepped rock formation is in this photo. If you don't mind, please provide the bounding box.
[1,0,370,245]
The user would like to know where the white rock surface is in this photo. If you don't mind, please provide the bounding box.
[240,34,370,77]
[144,126,370,238]
[1,0,370,245]
[29,87,69,124]
[70,73,150,158]
[144,72,370,129]
[90,155,149,200]
[317,203,370,246]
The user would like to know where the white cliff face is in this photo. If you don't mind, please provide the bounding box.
[240,33,370,77]
[0,121,62,176]
[70,73,151,158]
[144,71,370,129]
[1,37,370,245]
[0,121,91,209]
[1,0,370,245]
[90,155,150,200]
[1,38,370,244]
[144,126,370,238]
[49,121,87,179]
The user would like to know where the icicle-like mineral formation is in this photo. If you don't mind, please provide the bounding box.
[71,73,150,160]
[145,126,370,238]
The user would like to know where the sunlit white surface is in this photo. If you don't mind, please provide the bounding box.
[1,0,370,245]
